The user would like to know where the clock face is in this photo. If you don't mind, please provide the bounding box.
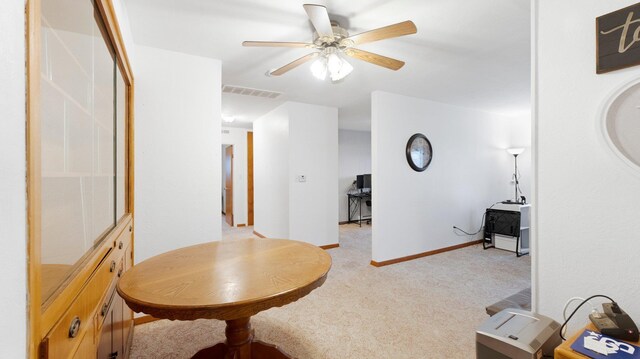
[406,133,433,172]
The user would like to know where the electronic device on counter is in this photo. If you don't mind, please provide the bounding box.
[589,303,639,342]
[501,196,527,205]
[356,174,371,193]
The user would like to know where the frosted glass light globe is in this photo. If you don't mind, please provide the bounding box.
[331,58,353,82]
[327,53,343,74]
[310,58,327,80]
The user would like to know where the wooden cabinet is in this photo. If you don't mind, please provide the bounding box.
[26,0,135,357]
[97,292,127,359]
[96,240,134,359]
[40,220,134,359]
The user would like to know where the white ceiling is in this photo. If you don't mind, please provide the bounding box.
[125,0,531,131]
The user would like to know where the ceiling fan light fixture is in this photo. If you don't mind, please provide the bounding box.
[330,58,353,82]
[310,57,327,80]
[243,5,417,79]
[326,53,343,74]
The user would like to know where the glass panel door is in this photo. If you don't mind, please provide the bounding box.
[40,0,118,304]
[116,66,127,220]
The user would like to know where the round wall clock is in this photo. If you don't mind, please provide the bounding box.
[406,133,433,172]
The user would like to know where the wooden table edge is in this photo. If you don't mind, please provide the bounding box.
[117,269,329,321]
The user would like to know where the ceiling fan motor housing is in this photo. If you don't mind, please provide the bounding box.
[313,24,351,49]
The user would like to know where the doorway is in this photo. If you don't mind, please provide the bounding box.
[224,145,233,226]
[247,132,254,226]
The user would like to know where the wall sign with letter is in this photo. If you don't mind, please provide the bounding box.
[597,3,640,74]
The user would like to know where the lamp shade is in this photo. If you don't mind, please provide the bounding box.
[330,58,353,82]
[309,50,354,82]
[506,147,525,155]
[327,53,342,74]
[310,57,327,80]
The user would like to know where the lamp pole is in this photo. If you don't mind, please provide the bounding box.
[506,148,524,203]
[513,153,519,203]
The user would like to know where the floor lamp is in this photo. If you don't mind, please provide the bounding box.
[506,148,524,203]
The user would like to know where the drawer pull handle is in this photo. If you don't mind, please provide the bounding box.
[109,351,118,359]
[110,260,116,272]
[101,303,109,316]
[118,268,123,277]
[118,241,123,250]
[129,225,132,232]
[68,316,81,338]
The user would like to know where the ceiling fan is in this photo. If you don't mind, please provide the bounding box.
[242,4,417,82]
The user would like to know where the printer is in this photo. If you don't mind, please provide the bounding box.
[476,308,561,359]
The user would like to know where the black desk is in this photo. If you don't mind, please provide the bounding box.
[483,207,530,257]
[347,192,371,227]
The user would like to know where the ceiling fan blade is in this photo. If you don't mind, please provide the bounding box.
[243,41,314,48]
[303,4,334,38]
[346,20,417,46]
[345,48,405,70]
[270,52,320,76]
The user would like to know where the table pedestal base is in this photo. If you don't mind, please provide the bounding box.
[192,317,292,359]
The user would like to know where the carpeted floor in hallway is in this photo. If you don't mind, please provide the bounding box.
[129,223,530,359]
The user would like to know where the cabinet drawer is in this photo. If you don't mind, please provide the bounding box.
[43,247,121,358]
[72,323,95,359]
[41,220,133,359]
[116,223,132,254]
[91,225,131,325]
[94,257,124,332]
[125,241,133,271]
[41,281,91,359]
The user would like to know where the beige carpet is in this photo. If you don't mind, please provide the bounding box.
[129,223,530,358]
[221,214,258,240]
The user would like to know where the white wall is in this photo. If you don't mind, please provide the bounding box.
[534,0,640,326]
[288,102,339,247]
[254,102,339,246]
[254,105,290,238]
[371,91,514,262]
[135,45,221,262]
[338,130,372,222]
[0,0,26,356]
[221,127,250,226]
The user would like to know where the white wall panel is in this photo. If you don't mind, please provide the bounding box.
[371,91,515,262]
[134,45,221,262]
[0,0,27,355]
[534,0,640,328]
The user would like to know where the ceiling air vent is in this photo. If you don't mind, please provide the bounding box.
[222,85,282,99]
[221,129,230,134]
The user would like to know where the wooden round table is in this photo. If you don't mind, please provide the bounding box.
[117,238,332,359]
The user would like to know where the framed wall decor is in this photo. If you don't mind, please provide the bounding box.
[597,2,640,74]
[599,78,640,176]
[406,133,433,172]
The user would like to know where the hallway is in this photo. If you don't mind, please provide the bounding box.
[221,214,258,240]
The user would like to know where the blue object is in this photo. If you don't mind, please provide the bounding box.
[570,329,640,358]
